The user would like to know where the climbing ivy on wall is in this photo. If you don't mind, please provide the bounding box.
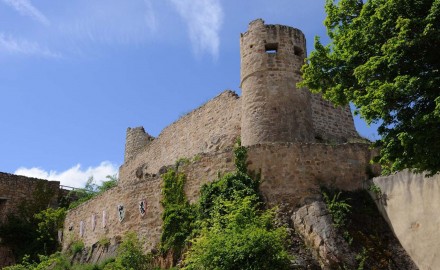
[160,169,195,258]
[159,139,291,269]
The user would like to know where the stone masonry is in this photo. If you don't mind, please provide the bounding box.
[0,172,63,268]
[62,19,375,263]
[0,172,61,223]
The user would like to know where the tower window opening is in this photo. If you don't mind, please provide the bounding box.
[265,43,278,54]
[294,46,303,57]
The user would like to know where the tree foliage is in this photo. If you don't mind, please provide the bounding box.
[0,182,58,261]
[300,0,440,175]
[183,196,291,270]
[183,141,291,270]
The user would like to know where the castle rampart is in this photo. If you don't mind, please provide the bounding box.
[124,127,154,162]
[310,93,358,142]
[63,143,376,252]
[119,90,241,185]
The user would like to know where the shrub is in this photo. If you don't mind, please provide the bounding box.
[104,232,153,270]
[183,196,291,270]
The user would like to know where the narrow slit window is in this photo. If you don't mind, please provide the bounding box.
[265,43,278,54]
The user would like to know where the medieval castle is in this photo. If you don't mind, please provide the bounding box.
[3,19,437,269]
[60,18,376,255]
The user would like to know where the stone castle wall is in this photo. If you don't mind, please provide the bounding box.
[120,90,241,184]
[63,142,376,252]
[0,172,61,223]
[0,173,62,268]
[311,94,359,142]
[125,127,154,162]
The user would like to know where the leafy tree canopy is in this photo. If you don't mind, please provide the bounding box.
[300,0,440,175]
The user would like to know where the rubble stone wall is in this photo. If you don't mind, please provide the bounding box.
[119,90,241,185]
[64,143,375,252]
[0,172,60,223]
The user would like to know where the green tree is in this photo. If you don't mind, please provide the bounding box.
[300,0,440,175]
[0,182,56,261]
[34,207,67,255]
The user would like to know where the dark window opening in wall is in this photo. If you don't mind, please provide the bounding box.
[294,46,303,57]
[265,43,278,54]
[0,197,7,215]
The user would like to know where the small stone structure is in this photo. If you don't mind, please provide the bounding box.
[0,172,63,268]
[0,172,61,223]
[63,19,377,262]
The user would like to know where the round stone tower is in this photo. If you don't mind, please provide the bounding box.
[124,127,154,162]
[240,19,314,146]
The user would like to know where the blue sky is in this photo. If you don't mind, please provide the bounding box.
[0,0,379,187]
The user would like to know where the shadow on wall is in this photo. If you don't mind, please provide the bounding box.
[372,170,440,270]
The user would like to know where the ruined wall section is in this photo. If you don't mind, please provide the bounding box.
[119,90,241,185]
[311,94,359,142]
[64,142,375,252]
[124,127,154,162]
[0,172,61,223]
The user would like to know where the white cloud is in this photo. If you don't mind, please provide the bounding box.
[168,0,223,58]
[0,33,60,57]
[14,161,119,188]
[1,0,50,25]
[58,0,158,46]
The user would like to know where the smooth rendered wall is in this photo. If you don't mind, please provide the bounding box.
[372,170,440,270]
[240,19,314,146]
[119,90,241,185]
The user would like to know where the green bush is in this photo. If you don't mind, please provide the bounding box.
[104,232,153,270]
[183,142,291,270]
[183,196,291,270]
[71,240,85,255]
[322,191,351,228]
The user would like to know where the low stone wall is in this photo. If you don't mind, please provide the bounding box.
[62,176,163,252]
[64,142,376,253]
[372,170,440,270]
[120,90,241,185]
[0,172,61,223]
[248,143,378,208]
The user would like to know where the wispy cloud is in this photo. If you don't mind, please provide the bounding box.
[58,0,158,46]
[0,33,60,57]
[168,0,223,58]
[1,0,50,25]
[14,161,119,188]
[144,0,157,34]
